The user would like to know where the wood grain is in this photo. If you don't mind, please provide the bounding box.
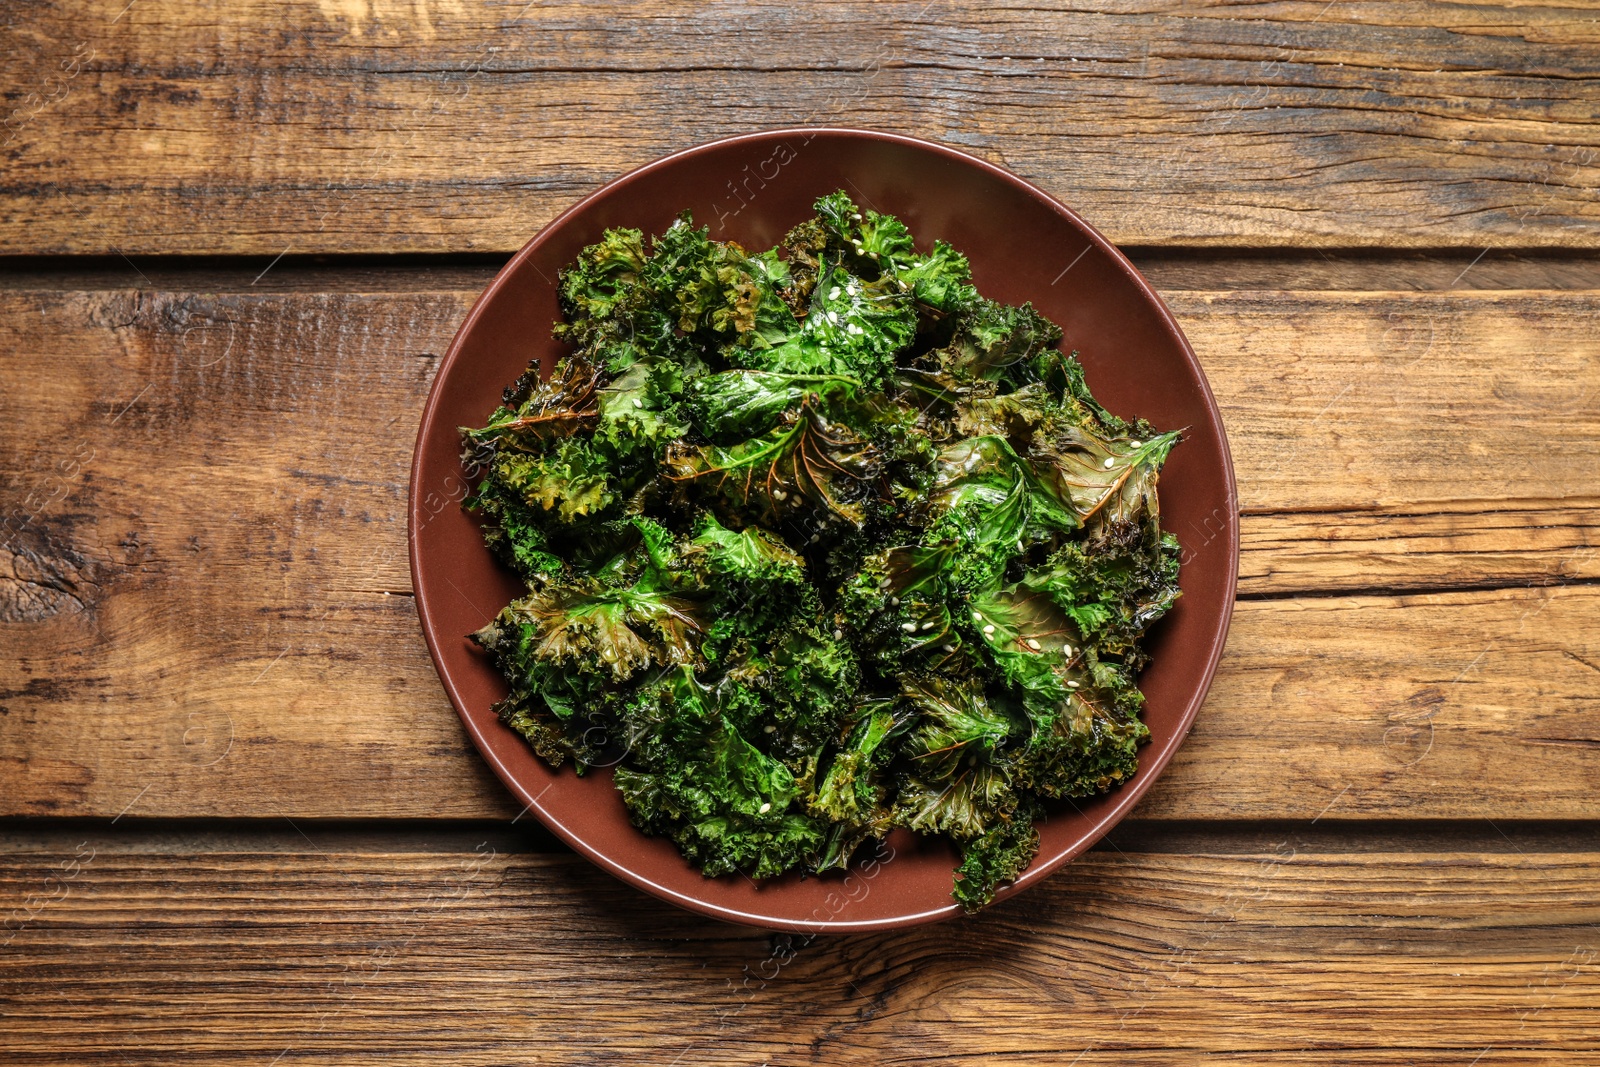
[1,284,1597,820]
[4,1,1600,254]
[1,844,1597,1064]
[1177,289,1600,512]
[1238,501,1600,596]
[1152,584,1600,821]
[5,0,1596,1055]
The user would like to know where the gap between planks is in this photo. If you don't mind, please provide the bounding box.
[3,819,1600,856]
[4,248,1600,294]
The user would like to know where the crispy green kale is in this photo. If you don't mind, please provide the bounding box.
[462,192,1182,911]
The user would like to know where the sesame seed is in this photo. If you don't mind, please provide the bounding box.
[1062,646,1073,658]
[1067,680,1080,689]
[1103,457,1115,469]
[889,596,900,607]
[772,487,787,501]
[1131,439,1142,447]
[829,287,840,299]
[759,802,772,814]
[1026,638,1042,650]
[902,622,918,633]
[833,628,843,640]
[942,644,956,653]
[879,577,892,589]
[920,620,936,630]
[972,611,983,621]
[983,624,996,635]
[633,397,643,408]
[853,213,863,221]
[763,723,777,733]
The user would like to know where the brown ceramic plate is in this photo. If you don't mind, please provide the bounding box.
[409,128,1238,932]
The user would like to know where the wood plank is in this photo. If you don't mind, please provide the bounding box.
[1175,290,1600,512]
[1238,501,1600,596]
[2,286,1597,819]
[0,285,1593,515]
[1147,584,1600,821]
[5,1,1600,254]
[1,844,1597,1063]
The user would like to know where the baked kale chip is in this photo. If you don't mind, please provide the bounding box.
[463,193,1180,911]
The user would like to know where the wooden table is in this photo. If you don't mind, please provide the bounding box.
[4,2,1599,1062]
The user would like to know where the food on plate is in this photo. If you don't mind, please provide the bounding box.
[461,191,1180,910]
